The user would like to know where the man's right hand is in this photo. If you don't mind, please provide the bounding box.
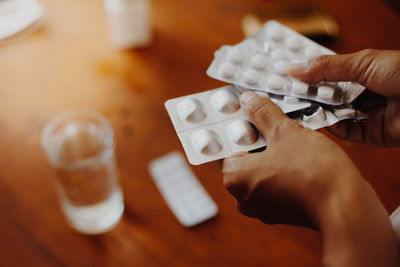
[288,49,400,147]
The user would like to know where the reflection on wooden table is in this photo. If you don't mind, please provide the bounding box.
[0,0,399,266]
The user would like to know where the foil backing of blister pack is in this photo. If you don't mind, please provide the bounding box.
[165,85,312,165]
[206,20,365,105]
[289,103,368,130]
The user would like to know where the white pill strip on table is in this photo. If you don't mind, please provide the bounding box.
[149,152,218,227]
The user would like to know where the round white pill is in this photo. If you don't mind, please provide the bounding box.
[220,62,236,78]
[286,36,302,52]
[271,49,286,60]
[177,98,206,123]
[318,85,335,100]
[283,95,299,105]
[263,41,270,54]
[303,107,326,124]
[305,46,322,60]
[243,69,261,85]
[191,129,222,156]
[211,90,240,114]
[267,75,284,90]
[291,81,309,95]
[227,120,258,146]
[227,47,244,63]
[268,26,284,42]
[274,60,289,75]
[251,54,268,69]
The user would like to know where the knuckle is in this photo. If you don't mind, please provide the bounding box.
[358,48,376,58]
[314,54,332,67]
[246,97,268,120]
[222,161,242,187]
[222,156,241,174]
[269,117,298,139]
[307,55,334,82]
[355,49,377,84]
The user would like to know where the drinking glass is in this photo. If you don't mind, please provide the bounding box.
[41,110,124,234]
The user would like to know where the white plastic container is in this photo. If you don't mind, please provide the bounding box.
[104,0,152,49]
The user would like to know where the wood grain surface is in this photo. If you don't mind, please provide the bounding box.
[0,0,399,266]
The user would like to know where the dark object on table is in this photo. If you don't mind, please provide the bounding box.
[242,5,339,44]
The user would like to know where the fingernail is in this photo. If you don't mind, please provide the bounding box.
[287,62,309,73]
[240,91,258,105]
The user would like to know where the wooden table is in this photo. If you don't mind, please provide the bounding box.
[0,0,399,266]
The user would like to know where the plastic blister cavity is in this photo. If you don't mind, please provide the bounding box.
[228,120,259,146]
[210,89,240,114]
[206,20,366,105]
[302,106,326,124]
[191,129,222,156]
[177,98,206,123]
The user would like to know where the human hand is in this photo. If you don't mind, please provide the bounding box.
[288,49,400,147]
[222,91,364,228]
[222,91,400,266]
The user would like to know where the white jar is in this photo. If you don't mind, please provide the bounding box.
[104,0,152,49]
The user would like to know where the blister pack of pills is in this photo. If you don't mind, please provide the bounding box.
[291,104,368,130]
[165,85,311,165]
[206,20,365,105]
[149,152,218,227]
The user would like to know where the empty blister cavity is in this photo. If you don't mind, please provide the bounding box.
[251,54,268,69]
[303,107,326,124]
[286,36,302,52]
[292,81,309,95]
[211,90,240,114]
[177,98,206,123]
[318,85,335,100]
[267,75,284,90]
[220,62,236,78]
[274,60,289,75]
[227,120,258,146]
[191,129,222,156]
[333,107,356,119]
[243,69,261,84]
[227,47,244,63]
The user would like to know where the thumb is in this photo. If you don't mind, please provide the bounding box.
[240,91,294,140]
[287,49,376,86]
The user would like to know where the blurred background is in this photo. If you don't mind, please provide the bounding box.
[0,0,399,266]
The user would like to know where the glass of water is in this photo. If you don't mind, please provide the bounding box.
[41,110,124,234]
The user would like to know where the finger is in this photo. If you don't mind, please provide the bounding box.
[222,154,253,199]
[220,151,248,169]
[287,49,377,86]
[222,152,269,201]
[240,91,294,140]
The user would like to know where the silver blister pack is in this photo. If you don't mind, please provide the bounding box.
[292,104,368,130]
[165,85,311,165]
[206,20,365,105]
